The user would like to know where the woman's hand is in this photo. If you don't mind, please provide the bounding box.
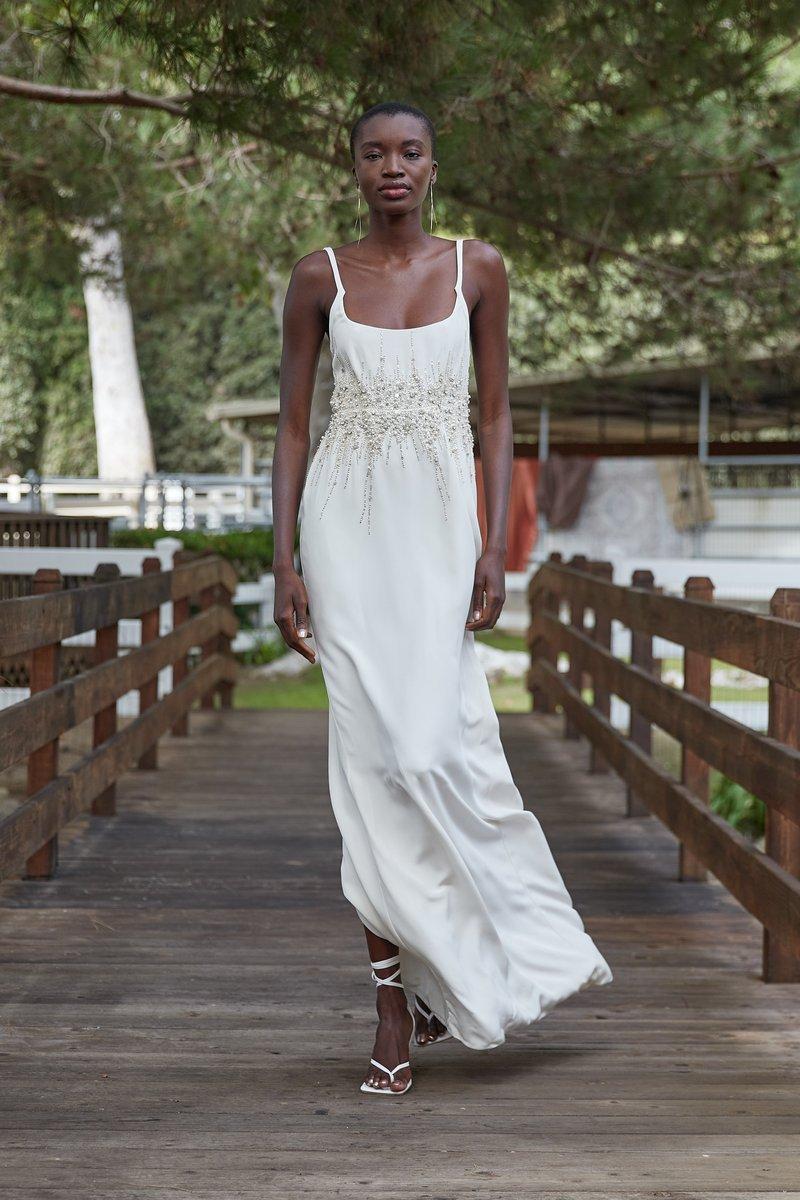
[465,548,506,631]
[273,563,316,663]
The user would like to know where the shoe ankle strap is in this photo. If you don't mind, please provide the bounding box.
[370,953,404,989]
[370,954,400,970]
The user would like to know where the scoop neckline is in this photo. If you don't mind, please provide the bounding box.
[338,288,463,333]
[330,240,463,333]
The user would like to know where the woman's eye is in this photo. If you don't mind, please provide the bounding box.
[406,151,421,159]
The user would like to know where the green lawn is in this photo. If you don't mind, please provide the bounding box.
[234,630,530,712]
[234,638,767,714]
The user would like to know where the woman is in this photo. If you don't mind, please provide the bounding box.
[271,101,612,1097]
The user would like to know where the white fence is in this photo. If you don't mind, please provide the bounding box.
[0,539,274,716]
[1,472,272,530]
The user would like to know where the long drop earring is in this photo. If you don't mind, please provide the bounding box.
[355,185,363,245]
[429,179,436,233]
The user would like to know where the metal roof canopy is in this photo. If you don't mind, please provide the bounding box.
[510,347,800,460]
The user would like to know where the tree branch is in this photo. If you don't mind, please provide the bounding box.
[0,73,189,116]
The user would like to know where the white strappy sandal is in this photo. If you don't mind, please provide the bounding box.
[413,995,453,1046]
[360,954,414,1096]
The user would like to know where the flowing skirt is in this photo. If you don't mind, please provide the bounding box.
[298,432,612,1049]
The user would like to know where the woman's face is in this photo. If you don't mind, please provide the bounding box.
[352,114,436,217]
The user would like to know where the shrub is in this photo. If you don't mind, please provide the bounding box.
[110,526,290,582]
[710,776,765,841]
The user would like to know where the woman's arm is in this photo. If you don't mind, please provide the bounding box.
[465,240,512,632]
[271,252,329,662]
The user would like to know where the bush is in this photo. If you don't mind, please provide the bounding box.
[710,776,765,841]
[110,526,291,582]
[238,630,288,667]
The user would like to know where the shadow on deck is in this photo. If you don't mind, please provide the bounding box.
[1,708,798,1197]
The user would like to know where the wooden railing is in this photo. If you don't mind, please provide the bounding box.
[528,552,800,982]
[0,550,238,883]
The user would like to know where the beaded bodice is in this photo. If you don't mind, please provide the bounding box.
[304,239,474,532]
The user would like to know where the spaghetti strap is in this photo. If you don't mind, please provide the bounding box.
[455,238,464,296]
[324,246,345,297]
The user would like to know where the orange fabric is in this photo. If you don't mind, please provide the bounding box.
[475,457,539,570]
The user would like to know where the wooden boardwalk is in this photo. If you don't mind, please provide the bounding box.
[1,707,799,1198]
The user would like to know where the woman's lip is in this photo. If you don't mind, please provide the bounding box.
[380,187,410,197]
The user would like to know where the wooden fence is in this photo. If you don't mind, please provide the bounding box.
[0,551,238,883]
[528,552,800,983]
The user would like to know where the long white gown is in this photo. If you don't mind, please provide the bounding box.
[298,238,612,1050]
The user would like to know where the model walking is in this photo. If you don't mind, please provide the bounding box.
[271,101,612,1096]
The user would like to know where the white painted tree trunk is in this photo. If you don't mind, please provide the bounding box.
[78,223,155,480]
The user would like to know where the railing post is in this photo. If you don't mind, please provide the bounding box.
[679,576,714,881]
[626,568,655,817]
[24,568,62,879]
[170,549,193,737]
[588,561,613,773]
[218,575,235,710]
[200,550,218,711]
[529,552,562,714]
[137,556,161,770]
[764,588,800,982]
[92,562,121,816]
[564,554,587,739]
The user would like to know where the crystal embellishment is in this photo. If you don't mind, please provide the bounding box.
[305,332,474,533]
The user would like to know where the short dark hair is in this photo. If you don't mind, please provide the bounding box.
[349,101,436,162]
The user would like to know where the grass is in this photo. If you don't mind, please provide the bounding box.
[234,629,530,712]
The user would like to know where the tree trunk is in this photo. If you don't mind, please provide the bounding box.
[78,222,155,480]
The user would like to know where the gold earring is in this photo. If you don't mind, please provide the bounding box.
[355,185,363,245]
[429,179,436,233]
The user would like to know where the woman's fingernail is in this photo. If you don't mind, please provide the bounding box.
[473,610,481,620]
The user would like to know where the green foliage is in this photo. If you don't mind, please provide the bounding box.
[5,1,800,470]
[710,776,766,840]
[238,630,287,667]
[110,524,282,580]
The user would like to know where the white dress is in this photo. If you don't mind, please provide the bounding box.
[298,238,612,1050]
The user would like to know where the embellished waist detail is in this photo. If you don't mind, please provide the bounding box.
[304,348,474,533]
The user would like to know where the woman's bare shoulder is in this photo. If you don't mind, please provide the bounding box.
[289,247,334,288]
[463,238,506,271]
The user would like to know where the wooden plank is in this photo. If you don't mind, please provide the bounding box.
[0,654,235,881]
[199,555,218,712]
[528,551,561,714]
[627,569,655,817]
[91,562,120,817]
[531,561,800,686]
[0,606,234,770]
[530,612,800,827]
[763,588,800,981]
[588,560,612,774]
[137,557,161,771]
[680,575,713,882]
[531,659,800,956]
[22,569,62,880]
[1,708,799,1195]
[564,554,587,739]
[0,556,230,658]
[170,549,192,738]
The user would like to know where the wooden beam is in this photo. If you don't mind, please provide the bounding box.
[532,562,800,687]
[531,659,800,957]
[529,611,800,827]
[0,555,232,658]
[0,654,235,881]
[0,606,235,771]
